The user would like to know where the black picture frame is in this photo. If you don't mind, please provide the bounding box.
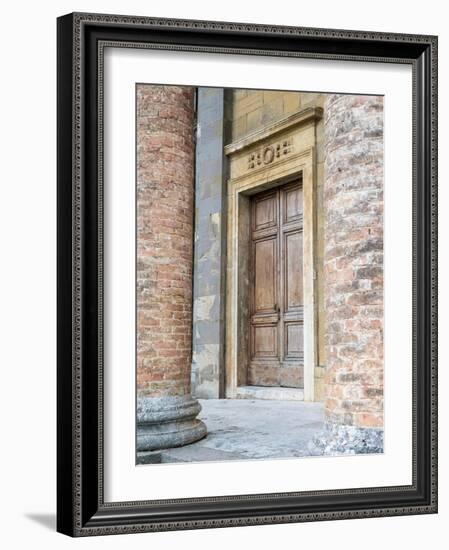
[57,12,438,537]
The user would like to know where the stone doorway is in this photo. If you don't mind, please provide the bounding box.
[224,107,322,402]
[248,181,304,388]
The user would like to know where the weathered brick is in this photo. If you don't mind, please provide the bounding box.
[136,85,195,398]
[323,94,384,430]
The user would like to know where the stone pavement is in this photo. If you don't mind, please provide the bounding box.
[140,398,325,464]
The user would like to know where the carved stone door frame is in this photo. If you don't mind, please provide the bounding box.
[224,107,322,401]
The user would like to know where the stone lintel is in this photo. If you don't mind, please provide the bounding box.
[224,106,323,156]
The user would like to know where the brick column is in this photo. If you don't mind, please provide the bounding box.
[136,85,206,457]
[320,94,384,454]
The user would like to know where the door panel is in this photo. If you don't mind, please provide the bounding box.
[254,237,277,313]
[248,181,304,388]
[254,193,277,230]
[284,230,303,312]
[252,325,278,358]
[283,184,303,224]
[284,322,304,359]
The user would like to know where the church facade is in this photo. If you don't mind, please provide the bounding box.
[136,85,384,458]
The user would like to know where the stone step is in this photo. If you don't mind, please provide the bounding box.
[235,385,304,401]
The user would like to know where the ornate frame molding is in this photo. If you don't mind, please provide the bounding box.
[57,12,437,536]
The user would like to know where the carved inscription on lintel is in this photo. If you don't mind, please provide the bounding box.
[247,138,293,171]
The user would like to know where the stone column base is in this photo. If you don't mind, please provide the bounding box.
[137,395,207,452]
[309,423,384,456]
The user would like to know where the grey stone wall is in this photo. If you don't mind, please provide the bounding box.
[191,88,228,398]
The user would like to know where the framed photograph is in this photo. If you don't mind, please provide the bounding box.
[57,12,438,536]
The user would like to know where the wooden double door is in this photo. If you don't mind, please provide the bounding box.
[248,180,304,388]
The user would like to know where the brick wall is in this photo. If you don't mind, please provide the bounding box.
[136,85,195,398]
[323,94,384,429]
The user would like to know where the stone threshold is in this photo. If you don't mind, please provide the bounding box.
[235,385,304,401]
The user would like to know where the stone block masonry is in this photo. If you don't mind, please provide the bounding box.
[320,93,384,454]
[191,88,228,399]
[136,84,206,454]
